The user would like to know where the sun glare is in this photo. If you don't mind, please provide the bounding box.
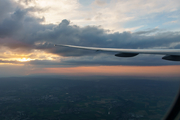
[17,58,34,62]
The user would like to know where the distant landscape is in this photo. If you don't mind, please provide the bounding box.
[0,76,179,120]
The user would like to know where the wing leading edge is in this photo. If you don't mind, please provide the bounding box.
[55,44,180,61]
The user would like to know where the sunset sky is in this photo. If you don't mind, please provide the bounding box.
[0,0,180,77]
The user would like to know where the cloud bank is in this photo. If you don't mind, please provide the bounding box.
[0,0,180,67]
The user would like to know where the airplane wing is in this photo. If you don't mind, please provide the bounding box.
[55,44,180,61]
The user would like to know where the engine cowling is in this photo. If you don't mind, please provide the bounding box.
[162,55,180,61]
[115,53,139,57]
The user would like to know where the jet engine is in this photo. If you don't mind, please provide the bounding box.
[115,53,139,57]
[162,55,180,61]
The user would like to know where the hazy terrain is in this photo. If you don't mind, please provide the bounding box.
[0,76,179,120]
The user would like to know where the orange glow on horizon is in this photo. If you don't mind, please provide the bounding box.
[31,65,180,77]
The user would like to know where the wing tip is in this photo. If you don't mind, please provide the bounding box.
[54,44,64,46]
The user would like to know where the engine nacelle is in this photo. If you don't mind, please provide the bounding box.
[115,53,139,57]
[162,55,180,61]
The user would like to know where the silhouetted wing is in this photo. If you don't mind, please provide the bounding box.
[55,44,180,61]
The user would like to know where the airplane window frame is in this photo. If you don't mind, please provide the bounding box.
[163,87,180,120]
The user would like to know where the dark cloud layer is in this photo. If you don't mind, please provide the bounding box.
[0,0,180,66]
[134,28,159,35]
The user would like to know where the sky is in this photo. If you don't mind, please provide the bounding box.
[0,0,180,77]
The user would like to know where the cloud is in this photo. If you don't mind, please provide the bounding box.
[164,20,178,25]
[0,0,180,67]
[134,28,159,35]
[83,0,180,32]
[92,0,107,6]
[0,9,26,38]
[3,0,178,34]
[0,0,18,22]
[0,60,19,64]
[18,0,36,5]
[16,0,82,24]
